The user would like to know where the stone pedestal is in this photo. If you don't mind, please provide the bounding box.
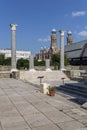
[45,59,52,71]
[40,83,49,94]
[29,55,36,72]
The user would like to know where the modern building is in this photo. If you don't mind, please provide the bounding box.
[0,49,31,60]
[65,40,87,65]
[35,29,59,61]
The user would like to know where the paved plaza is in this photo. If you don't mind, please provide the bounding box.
[0,78,87,130]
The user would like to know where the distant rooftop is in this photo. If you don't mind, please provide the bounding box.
[65,40,87,58]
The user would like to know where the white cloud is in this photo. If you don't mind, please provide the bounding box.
[78,30,87,36]
[72,11,86,17]
[38,36,50,42]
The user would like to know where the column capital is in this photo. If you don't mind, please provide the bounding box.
[59,30,66,36]
[10,24,18,31]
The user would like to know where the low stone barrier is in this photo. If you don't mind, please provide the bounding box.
[0,71,11,78]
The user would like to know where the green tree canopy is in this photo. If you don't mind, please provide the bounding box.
[64,54,69,66]
[4,57,11,65]
[0,54,5,65]
[51,53,69,67]
[17,58,29,70]
[51,53,60,66]
[34,59,45,66]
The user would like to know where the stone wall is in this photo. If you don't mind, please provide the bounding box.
[0,71,20,79]
[0,66,11,71]
[0,71,11,78]
[80,66,87,70]
[34,66,55,71]
[20,70,69,84]
[64,69,86,80]
[65,65,80,70]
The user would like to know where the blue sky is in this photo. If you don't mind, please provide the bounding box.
[0,0,87,55]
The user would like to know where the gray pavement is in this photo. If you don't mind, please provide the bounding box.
[0,78,87,130]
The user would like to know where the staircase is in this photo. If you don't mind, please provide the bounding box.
[20,70,69,85]
[56,82,87,98]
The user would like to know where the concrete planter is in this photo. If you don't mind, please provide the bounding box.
[40,83,49,94]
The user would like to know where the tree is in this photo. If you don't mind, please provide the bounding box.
[64,54,69,66]
[0,54,5,65]
[34,59,45,66]
[51,53,60,66]
[51,53,69,69]
[4,58,11,66]
[17,58,29,70]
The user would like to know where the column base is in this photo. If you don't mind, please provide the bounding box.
[60,68,66,71]
[29,69,36,72]
[45,68,52,72]
[11,68,18,72]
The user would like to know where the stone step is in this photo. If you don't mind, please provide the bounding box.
[56,84,87,98]
[20,70,69,83]
[61,84,87,94]
[66,83,87,89]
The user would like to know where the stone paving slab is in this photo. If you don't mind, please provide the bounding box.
[44,110,73,123]
[78,117,87,126]
[0,78,87,130]
[57,120,84,130]
[32,124,61,130]
[66,108,87,120]
[0,105,20,118]
[32,101,58,113]
[82,102,87,110]
[76,128,87,130]
[2,121,31,130]
[24,113,52,129]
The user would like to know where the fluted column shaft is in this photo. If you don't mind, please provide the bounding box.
[59,30,65,70]
[10,24,17,71]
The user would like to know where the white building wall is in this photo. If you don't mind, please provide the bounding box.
[0,49,31,60]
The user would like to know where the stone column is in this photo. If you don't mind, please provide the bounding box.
[10,24,18,72]
[45,59,52,71]
[59,30,65,70]
[29,55,36,71]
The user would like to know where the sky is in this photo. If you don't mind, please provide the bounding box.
[0,0,87,55]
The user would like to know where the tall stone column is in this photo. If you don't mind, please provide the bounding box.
[29,55,36,72]
[59,30,65,70]
[45,59,52,71]
[10,24,18,72]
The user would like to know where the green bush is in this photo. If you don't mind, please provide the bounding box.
[17,58,29,70]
